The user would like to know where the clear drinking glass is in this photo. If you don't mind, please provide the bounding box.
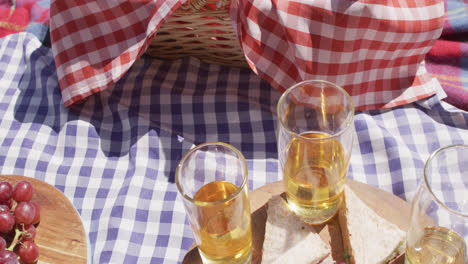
[176,142,252,264]
[405,144,468,264]
[277,80,354,224]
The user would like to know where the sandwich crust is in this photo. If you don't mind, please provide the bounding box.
[261,195,331,264]
[338,186,406,264]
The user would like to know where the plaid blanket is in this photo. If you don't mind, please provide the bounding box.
[0,0,49,41]
[1,32,468,264]
[426,0,468,110]
[1,0,468,111]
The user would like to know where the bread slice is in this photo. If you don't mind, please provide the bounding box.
[338,185,406,264]
[261,195,332,264]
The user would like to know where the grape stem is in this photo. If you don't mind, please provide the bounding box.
[7,227,22,251]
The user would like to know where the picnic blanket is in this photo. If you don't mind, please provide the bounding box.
[1,0,468,111]
[1,32,468,263]
[426,0,468,110]
[1,1,468,264]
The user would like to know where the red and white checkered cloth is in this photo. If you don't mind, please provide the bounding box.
[50,0,445,110]
[50,0,184,106]
[230,0,445,111]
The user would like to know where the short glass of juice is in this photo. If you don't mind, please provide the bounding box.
[277,80,354,224]
[176,142,252,264]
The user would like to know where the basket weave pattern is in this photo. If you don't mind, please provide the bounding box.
[147,0,248,68]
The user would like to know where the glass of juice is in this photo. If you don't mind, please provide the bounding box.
[277,80,354,224]
[405,144,468,264]
[176,142,252,264]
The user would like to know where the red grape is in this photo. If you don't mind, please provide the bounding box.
[12,181,33,202]
[0,181,40,263]
[0,212,14,233]
[18,241,39,264]
[29,202,40,225]
[0,237,5,252]
[19,224,36,243]
[14,202,35,225]
[0,250,17,264]
[0,183,12,202]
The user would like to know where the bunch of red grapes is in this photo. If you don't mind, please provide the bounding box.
[0,180,41,264]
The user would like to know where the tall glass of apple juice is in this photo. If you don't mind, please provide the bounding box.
[405,144,468,264]
[176,142,252,264]
[277,80,354,225]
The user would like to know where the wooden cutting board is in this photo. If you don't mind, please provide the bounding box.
[0,175,88,264]
[182,179,411,264]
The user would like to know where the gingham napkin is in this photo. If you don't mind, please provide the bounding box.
[50,0,184,106]
[230,0,446,111]
[50,0,445,110]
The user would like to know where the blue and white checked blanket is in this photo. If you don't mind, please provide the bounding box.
[0,33,467,264]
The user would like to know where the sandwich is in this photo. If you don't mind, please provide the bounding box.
[338,185,406,264]
[261,195,333,264]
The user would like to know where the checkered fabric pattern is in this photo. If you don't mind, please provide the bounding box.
[51,0,446,111]
[2,33,468,263]
[49,0,184,107]
[230,0,446,111]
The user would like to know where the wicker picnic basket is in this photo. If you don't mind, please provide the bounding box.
[147,0,248,68]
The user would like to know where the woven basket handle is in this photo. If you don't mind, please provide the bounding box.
[182,0,231,11]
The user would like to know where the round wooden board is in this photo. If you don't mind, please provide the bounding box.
[183,179,411,264]
[0,175,88,264]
